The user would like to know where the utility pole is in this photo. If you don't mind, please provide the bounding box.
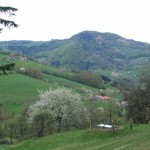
[109,99,112,125]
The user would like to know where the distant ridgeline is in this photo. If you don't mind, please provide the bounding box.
[0,31,150,70]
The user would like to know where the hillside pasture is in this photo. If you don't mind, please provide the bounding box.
[3,124,150,150]
[0,73,55,113]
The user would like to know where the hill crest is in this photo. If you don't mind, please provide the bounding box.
[0,31,150,70]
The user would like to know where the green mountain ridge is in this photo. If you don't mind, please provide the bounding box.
[0,31,150,70]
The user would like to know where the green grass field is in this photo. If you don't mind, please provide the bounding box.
[0,73,56,113]
[0,72,100,114]
[0,53,101,113]
[2,124,150,150]
[14,59,74,77]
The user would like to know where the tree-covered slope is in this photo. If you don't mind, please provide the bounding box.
[0,31,150,70]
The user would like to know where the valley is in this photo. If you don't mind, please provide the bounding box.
[0,31,150,149]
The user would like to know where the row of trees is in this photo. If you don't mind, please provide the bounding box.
[16,67,42,80]
[43,69,104,89]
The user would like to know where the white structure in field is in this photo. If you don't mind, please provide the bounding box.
[97,124,112,129]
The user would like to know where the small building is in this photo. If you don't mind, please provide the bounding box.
[19,56,27,60]
[99,95,111,101]
[97,124,112,129]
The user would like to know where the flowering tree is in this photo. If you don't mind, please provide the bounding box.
[27,87,89,135]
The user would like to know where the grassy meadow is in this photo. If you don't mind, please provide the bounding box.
[0,53,102,114]
[1,124,150,150]
[0,70,102,113]
[0,73,54,113]
[0,72,100,114]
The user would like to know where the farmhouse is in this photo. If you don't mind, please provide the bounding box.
[99,95,111,101]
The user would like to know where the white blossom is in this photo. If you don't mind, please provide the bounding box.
[27,87,89,126]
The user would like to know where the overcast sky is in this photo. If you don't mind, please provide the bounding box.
[0,0,150,43]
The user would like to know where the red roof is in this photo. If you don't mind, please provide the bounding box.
[99,95,111,101]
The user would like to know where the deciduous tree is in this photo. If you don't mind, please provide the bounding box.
[118,66,150,123]
[27,87,89,135]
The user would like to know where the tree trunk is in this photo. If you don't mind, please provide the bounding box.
[38,117,45,137]
[10,132,13,145]
[57,116,62,133]
[90,115,93,130]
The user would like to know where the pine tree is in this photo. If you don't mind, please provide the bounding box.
[0,6,19,32]
[0,63,15,75]
[0,5,18,75]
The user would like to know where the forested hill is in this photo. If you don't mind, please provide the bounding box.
[0,31,150,70]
